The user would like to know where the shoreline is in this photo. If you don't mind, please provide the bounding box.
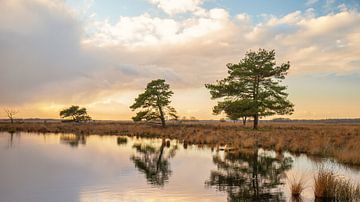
[0,122,359,166]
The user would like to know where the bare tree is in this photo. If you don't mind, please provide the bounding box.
[4,108,18,124]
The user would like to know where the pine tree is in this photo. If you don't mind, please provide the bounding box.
[206,49,294,129]
[130,79,178,127]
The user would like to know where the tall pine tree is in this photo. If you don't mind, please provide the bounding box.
[206,49,294,129]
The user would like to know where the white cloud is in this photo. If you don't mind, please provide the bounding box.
[306,0,318,6]
[85,8,231,47]
[236,13,250,22]
[148,0,204,15]
[1,0,360,119]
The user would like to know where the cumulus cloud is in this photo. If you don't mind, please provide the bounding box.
[306,0,318,6]
[148,0,204,15]
[85,8,230,47]
[1,0,359,119]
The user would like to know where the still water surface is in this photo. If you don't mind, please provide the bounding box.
[0,132,359,202]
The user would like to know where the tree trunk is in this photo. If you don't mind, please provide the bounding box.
[253,114,259,129]
[158,106,166,127]
[242,116,247,126]
[252,75,260,130]
[10,118,13,124]
[160,117,165,127]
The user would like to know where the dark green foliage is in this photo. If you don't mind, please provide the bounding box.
[130,79,178,127]
[59,105,91,122]
[206,49,294,129]
[213,99,253,125]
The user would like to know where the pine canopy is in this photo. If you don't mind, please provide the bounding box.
[206,49,294,129]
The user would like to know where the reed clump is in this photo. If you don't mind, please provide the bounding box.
[287,175,307,198]
[314,169,360,201]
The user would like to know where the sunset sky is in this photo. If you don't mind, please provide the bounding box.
[1,0,360,120]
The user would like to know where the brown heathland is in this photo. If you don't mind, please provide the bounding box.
[0,121,359,165]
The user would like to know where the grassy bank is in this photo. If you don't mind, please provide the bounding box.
[0,122,359,165]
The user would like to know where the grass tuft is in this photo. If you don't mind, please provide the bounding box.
[314,168,360,201]
[287,174,307,199]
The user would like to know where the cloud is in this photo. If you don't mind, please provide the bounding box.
[306,0,318,6]
[85,8,230,47]
[148,0,204,15]
[0,0,87,104]
[0,0,360,119]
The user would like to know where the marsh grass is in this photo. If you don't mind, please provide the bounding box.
[0,122,360,165]
[314,168,360,201]
[287,174,307,198]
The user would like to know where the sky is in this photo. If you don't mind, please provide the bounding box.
[0,0,360,120]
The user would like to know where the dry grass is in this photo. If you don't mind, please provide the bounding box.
[314,169,360,201]
[314,170,337,199]
[0,121,360,165]
[287,174,307,198]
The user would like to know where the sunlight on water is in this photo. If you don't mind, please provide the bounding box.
[0,132,359,202]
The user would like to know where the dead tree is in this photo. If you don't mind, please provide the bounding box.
[4,108,18,124]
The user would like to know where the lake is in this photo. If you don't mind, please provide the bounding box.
[0,132,359,202]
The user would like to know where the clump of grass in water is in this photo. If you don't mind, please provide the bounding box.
[288,176,306,197]
[117,136,128,145]
[314,168,360,201]
[287,173,307,201]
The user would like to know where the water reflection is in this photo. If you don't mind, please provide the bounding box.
[131,139,178,187]
[117,136,128,145]
[2,133,360,201]
[8,131,15,148]
[60,134,87,147]
[206,147,293,201]
[5,131,21,149]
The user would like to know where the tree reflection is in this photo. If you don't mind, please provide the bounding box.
[59,134,86,147]
[131,140,178,187]
[206,147,293,201]
[8,131,15,148]
[6,131,16,148]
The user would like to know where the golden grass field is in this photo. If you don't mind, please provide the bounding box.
[0,121,359,166]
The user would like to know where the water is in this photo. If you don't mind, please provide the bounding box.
[0,132,359,202]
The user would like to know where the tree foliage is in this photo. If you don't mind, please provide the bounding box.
[130,79,178,127]
[206,49,294,129]
[59,105,91,122]
[213,99,252,125]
